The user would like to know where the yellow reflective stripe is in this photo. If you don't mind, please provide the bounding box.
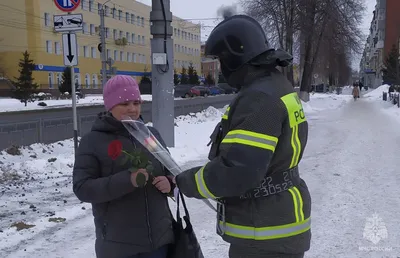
[221,129,278,151]
[218,218,311,240]
[288,186,304,222]
[280,93,305,168]
[222,106,230,120]
[194,166,217,199]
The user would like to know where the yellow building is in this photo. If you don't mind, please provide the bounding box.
[0,0,201,91]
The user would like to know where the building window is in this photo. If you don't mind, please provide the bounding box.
[44,13,50,26]
[46,40,52,53]
[48,72,54,88]
[127,52,131,62]
[119,30,123,39]
[141,17,144,27]
[131,14,135,24]
[126,32,130,42]
[75,74,81,86]
[126,12,130,23]
[120,51,124,61]
[105,6,110,16]
[92,74,98,88]
[90,24,95,35]
[91,47,96,58]
[55,42,61,55]
[142,36,145,45]
[105,27,109,38]
[83,22,88,34]
[107,49,111,59]
[98,3,102,14]
[137,35,141,44]
[112,8,116,18]
[89,0,94,12]
[114,50,118,60]
[113,29,117,39]
[119,10,123,20]
[81,0,86,10]
[131,33,135,43]
[83,46,89,57]
[137,16,141,25]
[56,73,62,86]
[133,53,137,63]
[85,74,91,88]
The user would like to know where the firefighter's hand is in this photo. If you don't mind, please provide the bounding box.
[153,176,171,193]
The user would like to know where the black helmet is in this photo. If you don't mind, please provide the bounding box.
[204,15,272,74]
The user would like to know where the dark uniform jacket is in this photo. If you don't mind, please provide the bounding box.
[176,68,311,254]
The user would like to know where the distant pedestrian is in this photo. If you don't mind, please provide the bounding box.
[352,84,360,100]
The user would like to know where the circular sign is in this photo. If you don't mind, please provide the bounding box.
[53,0,81,12]
[38,64,44,70]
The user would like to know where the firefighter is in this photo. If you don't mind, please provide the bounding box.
[173,15,311,258]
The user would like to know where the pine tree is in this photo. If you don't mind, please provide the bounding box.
[205,73,215,85]
[173,69,180,85]
[58,67,76,94]
[13,51,38,106]
[382,44,400,85]
[188,63,200,85]
[180,67,189,84]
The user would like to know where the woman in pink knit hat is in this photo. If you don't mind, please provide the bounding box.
[72,75,176,258]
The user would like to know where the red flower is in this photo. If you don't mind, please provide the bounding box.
[108,140,122,160]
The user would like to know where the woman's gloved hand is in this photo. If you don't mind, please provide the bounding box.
[130,168,149,187]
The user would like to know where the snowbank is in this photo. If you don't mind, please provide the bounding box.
[302,93,352,114]
[363,84,389,100]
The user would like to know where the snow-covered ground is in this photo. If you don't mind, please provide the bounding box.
[0,94,153,113]
[1,88,400,257]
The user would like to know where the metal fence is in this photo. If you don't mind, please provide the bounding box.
[0,94,235,150]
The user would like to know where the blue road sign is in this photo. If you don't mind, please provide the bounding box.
[54,0,81,12]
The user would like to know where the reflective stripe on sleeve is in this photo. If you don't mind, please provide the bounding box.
[221,129,278,151]
[194,166,217,199]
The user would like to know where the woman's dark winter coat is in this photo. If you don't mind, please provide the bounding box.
[72,112,174,258]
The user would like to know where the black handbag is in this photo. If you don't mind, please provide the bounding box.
[167,191,204,258]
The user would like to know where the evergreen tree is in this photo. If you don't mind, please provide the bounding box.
[218,72,226,83]
[59,67,78,95]
[188,63,200,85]
[13,51,38,106]
[382,44,400,85]
[173,69,180,85]
[180,66,189,84]
[140,66,151,84]
[205,73,215,85]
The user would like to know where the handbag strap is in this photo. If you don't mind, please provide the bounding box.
[176,191,190,221]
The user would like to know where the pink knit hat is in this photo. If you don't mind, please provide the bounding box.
[103,75,142,111]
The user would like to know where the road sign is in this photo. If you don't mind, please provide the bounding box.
[53,14,83,32]
[62,33,78,66]
[54,0,81,12]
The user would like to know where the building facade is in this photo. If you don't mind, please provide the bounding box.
[0,0,201,91]
[359,0,400,88]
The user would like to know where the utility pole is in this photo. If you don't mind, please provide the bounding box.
[100,1,111,87]
[70,66,78,154]
[150,0,175,147]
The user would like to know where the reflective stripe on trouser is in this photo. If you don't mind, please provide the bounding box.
[222,106,230,120]
[221,129,278,151]
[194,166,217,199]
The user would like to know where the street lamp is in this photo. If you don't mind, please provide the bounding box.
[100,0,112,87]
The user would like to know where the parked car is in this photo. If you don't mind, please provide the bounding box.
[189,86,210,97]
[209,86,225,95]
[218,83,237,94]
[174,85,193,98]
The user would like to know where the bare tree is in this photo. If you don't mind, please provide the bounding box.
[241,0,298,84]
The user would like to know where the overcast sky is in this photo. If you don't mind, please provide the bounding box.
[138,0,377,70]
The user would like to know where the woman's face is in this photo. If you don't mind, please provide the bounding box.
[110,100,142,121]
